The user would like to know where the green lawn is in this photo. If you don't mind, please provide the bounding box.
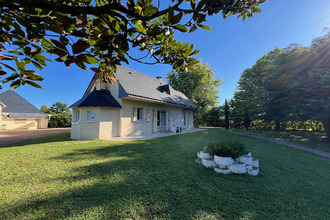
[1,129,330,219]
[229,128,330,153]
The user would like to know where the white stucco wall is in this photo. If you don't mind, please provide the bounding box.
[1,118,48,130]
[71,107,121,140]
[120,98,194,137]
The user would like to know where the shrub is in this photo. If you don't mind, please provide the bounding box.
[206,140,248,158]
[49,113,72,128]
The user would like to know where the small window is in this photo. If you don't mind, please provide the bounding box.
[73,109,80,123]
[137,108,144,121]
[87,111,95,122]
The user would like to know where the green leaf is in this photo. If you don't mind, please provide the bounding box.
[172,25,188,32]
[197,24,212,31]
[8,50,23,55]
[31,60,44,70]
[241,13,247,21]
[0,70,7,76]
[186,44,193,55]
[24,72,44,81]
[144,5,157,17]
[10,79,21,89]
[72,39,90,54]
[51,39,67,50]
[181,42,190,50]
[135,20,146,34]
[60,36,69,45]
[189,49,200,56]
[0,62,17,72]
[85,55,99,64]
[171,12,183,25]
[3,73,19,83]
[15,60,26,72]
[26,80,42,89]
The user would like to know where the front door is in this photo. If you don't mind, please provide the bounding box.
[157,111,166,132]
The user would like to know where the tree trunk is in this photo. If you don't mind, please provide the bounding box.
[322,119,330,142]
[275,120,281,131]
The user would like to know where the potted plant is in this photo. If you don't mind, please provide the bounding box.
[206,140,248,168]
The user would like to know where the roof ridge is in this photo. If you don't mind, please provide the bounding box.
[1,90,42,113]
[120,65,166,83]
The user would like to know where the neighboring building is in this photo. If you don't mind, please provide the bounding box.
[70,66,197,140]
[0,90,49,130]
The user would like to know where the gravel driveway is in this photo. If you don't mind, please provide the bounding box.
[0,128,71,146]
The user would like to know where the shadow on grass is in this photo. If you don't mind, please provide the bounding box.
[1,129,329,219]
[0,132,71,149]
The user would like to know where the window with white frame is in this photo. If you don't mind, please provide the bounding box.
[87,111,95,122]
[137,108,144,121]
[73,109,80,123]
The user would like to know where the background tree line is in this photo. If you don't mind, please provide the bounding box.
[41,102,71,128]
[199,30,329,141]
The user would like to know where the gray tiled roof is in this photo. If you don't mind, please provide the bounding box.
[70,89,122,108]
[0,90,48,119]
[113,66,197,109]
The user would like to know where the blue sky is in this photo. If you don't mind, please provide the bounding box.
[1,0,330,109]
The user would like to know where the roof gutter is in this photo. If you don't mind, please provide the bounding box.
[126,93,198,110]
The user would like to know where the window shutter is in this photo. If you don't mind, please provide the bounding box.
[169,111,172,130]
[153,109,157,132]
[188,112,191,128]
[132,107,137,122]
[146,109,150,122]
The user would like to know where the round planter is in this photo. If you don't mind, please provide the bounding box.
[198,151,211,160]
[252,158,259,168]
[248,168,259,176]
[201,158,215,168]
[214,155,234,167]
[238,155,253,165]
[214,167,231,174]
[228,163,247,174]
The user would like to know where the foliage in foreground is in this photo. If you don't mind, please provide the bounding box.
[0,0,265,89]
[1,129,329,219]
[206,140,248,158]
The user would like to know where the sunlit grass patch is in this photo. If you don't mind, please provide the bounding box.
[0,129,329,219]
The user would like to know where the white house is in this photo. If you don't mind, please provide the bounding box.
[70,66,197,140]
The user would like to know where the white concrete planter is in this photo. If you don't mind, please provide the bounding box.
[248,168,259,176]
[198,151,212,160]
[214,156,234,167]
[238,155,253,165]
[214,167,231,174]
[202,158,216,168]
[246,165,253,171]
[228,163,247,174]
[252,158,259,168]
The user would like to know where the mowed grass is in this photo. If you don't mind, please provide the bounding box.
[0,129,329,219]
[231,128,330,153]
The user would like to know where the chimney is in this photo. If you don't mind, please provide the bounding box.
[156,76,162,81]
